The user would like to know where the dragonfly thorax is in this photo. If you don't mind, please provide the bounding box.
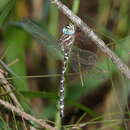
[60,24,75,53]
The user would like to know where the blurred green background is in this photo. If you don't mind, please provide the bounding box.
[0,0,130,129]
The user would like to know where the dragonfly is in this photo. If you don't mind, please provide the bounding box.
[10,18,98,118]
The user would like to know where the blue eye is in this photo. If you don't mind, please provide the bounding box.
[62,27,75,35]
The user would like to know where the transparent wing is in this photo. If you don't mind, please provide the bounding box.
[9,19,108,79]
[70,47,109,79]
[9,18,63,60]
[70,47,97,72]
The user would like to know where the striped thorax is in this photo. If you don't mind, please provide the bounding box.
[59,23,75,52]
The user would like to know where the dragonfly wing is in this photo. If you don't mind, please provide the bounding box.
[70,47,108,79]
[70,47,97,72]
[9,18,63,60]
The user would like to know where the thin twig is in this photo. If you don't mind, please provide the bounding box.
[0,69,37,129]
[49,0,130,80]
[0,99,55,130]
[0,69,22,109]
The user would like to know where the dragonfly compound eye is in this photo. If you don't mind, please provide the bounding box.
[62,24,75,35]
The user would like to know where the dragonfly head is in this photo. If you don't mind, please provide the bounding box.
[62,23,75,35]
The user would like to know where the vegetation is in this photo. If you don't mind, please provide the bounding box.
[0,0,130,129]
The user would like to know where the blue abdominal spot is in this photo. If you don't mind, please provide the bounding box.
[62,27,75,35]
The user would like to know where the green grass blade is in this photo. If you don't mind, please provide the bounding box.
[0,0,15,26]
